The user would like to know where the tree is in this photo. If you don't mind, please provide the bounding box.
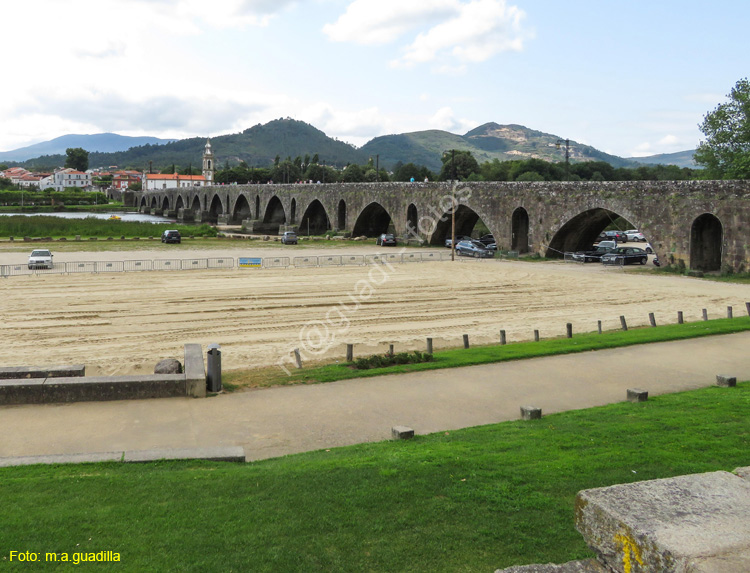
[438,150,480,181]
[65,147,89,172]
[695,78,750,179]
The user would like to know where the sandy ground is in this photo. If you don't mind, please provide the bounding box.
[2,246,749,376]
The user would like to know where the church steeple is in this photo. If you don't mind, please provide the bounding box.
[202,138,214,184]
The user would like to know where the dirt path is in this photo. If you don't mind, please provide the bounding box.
[1,251,749,376]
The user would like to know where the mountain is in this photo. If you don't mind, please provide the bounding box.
[361,123,639,172]
[16,119,368,171]
[626,150,697,169]
[0,133,176,162]
[11,119,695,173]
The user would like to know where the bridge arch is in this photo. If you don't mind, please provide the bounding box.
[511,207,530,253]
[175,195,185,212]
[263,196,287,234]
[208,194,224,223]
[352,202,393,237]
[428,204,492,246]
[233,194,252,223]
[290,198,297,225]
[299,199,331,235]
[161,196,170,212]
[690,213,723,271]
[191,195,201,213]
[255,195,260,219]
[337,200,346,231]
[150,196,158,209]
[546,207,632,258]
[407,203,418,237]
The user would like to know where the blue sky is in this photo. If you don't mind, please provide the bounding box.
[3,0,748,158]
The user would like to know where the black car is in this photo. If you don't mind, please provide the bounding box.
[597,230,627,243]
[477,234,495,246]
[571,240,617,262]
[161,230,181,244]
[600,247,649,265]
[376,233,397,246]
[455,239,495,258]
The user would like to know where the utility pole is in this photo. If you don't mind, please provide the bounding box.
[451,149,456,262]
[556,138,570,179]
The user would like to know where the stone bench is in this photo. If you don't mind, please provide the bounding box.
[0,345,207,405]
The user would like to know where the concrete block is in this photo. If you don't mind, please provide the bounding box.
[626,388,648,403]
[0,364,85,380]
[494,559,607,572]
[520,406,542,420]
[0,378,46,405]
[575,471,750,573]
[184,343,206,398]
[716,375,737,387]
[391,426,414,440]
[42,375,186,403]
[0,451,123,467]
[123,446,246,463]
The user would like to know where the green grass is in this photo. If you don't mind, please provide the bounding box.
[228,316,750,389]
[0,215,217,239]
[1,383,747,571]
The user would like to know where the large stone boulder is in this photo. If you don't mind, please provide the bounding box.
[154,359,182,374]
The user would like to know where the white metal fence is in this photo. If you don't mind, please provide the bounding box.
[0,249,500,278]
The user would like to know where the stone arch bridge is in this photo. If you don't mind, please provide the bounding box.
[135,180,750,272]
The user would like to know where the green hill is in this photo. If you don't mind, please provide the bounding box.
[16,119,685,174]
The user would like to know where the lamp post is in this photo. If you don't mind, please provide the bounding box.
[556,138,570,179]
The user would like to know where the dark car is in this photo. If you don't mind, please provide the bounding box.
[600,247,649,265]
[376,233,397,246]
[597,230,627,243]
[455,239,495,258]
[445,235,472,248]
[281,231,298,245]
[161,230,181,244]
[571,240,617,262]
[477,234,495,246]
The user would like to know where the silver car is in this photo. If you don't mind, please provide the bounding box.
[28,249,54,269]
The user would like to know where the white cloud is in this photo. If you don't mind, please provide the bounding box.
[429,107,475,133]
[323,0,457,45]
[324,0,529,70]
[393,0,528,69]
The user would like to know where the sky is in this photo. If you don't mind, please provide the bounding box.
[2,0,749,158]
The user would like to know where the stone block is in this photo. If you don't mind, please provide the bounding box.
[494,559,607,573]
[184,343,206,398]
[0,364,85,379]
[520,406,542,420]
[155,358,182,374]
[391,426,414,440]
[123,446,246,463]
[42,375,186,403]
[735,467,750,481]
[716,375,737,387]
[0,378,46,405]
[575,471,750,573]
[626,388,648,402]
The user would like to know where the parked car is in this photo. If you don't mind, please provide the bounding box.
[445,235,472,248]
[281,231,298,245]
[644,243,654,254]
[455,239,495,258]
[571,240,617,262]
[28,249,54,269]
[477,234,495,246]
[376,233,397,246]
[161,230,181,244]
[597,230,627,243]
[624,229,646,242]
[600,247,649,265]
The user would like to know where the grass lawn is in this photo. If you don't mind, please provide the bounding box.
[1,383,747,571]
[225,316,750,389]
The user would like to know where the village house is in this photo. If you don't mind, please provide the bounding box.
[142,172,207,191]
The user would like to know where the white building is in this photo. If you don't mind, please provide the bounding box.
[142,173,207,191]
[52,168,92,191]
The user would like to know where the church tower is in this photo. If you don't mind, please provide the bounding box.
[202,138,215,184]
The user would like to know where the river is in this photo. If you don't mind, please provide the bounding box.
[0,212,174,223]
